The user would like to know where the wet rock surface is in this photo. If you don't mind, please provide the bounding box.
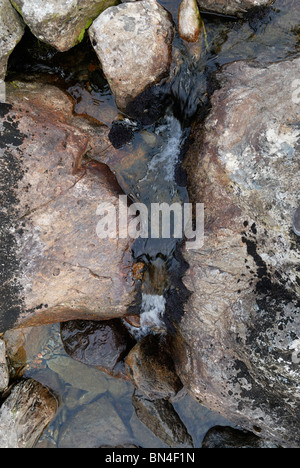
[172,57,300,447]
[132,390,194,448]
[202,426,280,449]
[126,334,183,400]
[58,395,132,448]
[0,81,136,332]
[178,0,201,43]
[196,0,275,17]
[0,0,24,80]
[0,338,9,392]
[10,0,117,52]
[0,378,57,448]
[89,0,174,111]
[61,319,136,379]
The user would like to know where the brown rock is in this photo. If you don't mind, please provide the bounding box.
[132,390,194,448]
[0,379,58,448]
[172,58,300,447]
[0,81,135,332]
[125,334,183,400]
[60,319,136,379]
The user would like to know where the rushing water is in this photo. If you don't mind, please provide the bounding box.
[4,0,300,448]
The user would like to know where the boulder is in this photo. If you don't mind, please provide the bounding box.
[0,81,136,332]
[0,0,24,80]
[172,57,300,447]
[89,0,174,111]
[60,319,136,379]
[0,379,57,448]
[196,0,275,17]
[0,338,9,392]
[10,0,117,52]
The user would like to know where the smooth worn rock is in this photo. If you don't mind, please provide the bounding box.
[0,81,135,332]
[173,57,300,448]
[47,355,109,394]
[89,0,174,111]
[10,0,117,52]
[0,379,57,448]
[202,426,280,448]
[178,0,201,43]
[0,0,24,80]
[132,390,194,448]
[196,0,275,17]
[58,396,131,448]
[60,319,136,379]
[0,338,9,392]
[126,334,183,400]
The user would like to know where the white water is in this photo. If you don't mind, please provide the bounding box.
[123,294,166,341]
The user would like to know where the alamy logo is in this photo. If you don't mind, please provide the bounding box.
[96,196,204,250]
[292,79,300,104]
[0,80,6,103]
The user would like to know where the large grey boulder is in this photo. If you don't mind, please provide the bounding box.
[0,82,136,332]
[0,0,24,80]
[89,0,174,111]
[10,0,117,52]
[172,57,300,447]
[196,0,275,17]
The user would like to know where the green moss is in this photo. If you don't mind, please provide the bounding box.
[77,17,94,44]
[10,1,23,17]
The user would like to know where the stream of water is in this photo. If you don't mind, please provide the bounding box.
[4,0,300,448]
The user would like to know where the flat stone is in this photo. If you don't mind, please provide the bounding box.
[0,0,24,80]
[0,81,135,332]
[89,0,174,110]
[202,426,280,448]
[58,396,131,448]
[172,57,300,448]
[11,0,117,51]
[196,0,275,17]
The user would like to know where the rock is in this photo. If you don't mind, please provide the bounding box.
[60,319,136,379]
[125,334,183,400]
[47,355,109,394]
[0,0,25,80]
[89,0,174,111]
[10,0,117,52]
[196,0,275,17]
[4,325,51,375]
[172,57,300,447]
[132,390,194,448]
[178,0,201,43]
[0,379,57,448]
[58,396,131,448]
[0,338,9,392]
[202,426,280,448]
[0,81,136,332]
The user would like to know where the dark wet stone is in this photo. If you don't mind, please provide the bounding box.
[125,85,171,126]
[202,426,280,449]
[125,334,183,400]
[61,319,136,379]
[132,390,194,448]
